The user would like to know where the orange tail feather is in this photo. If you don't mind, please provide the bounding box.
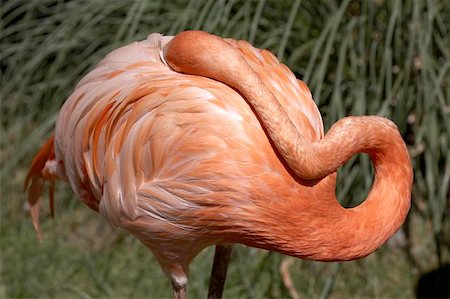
[24,135,57,240]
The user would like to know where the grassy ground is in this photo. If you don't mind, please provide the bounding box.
[1,0,449,298]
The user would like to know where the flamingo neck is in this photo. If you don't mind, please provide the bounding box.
[238,119,412,261]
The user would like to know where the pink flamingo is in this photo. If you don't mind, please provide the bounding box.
[25,31,413,298]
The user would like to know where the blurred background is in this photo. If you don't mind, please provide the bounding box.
[1,0,449,298]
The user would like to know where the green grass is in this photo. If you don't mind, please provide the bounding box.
[1,0,449,298]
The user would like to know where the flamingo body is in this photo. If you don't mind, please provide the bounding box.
[53,33,325,265]
[25,31,412,297]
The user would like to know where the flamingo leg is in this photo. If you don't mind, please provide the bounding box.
[207,245,233,299]
[163,263,188,299]
[172,283,187,299]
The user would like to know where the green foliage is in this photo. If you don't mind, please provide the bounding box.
[1,0,449,298]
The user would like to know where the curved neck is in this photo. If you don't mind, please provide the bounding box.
[164,30,413,261]
[239,117,413,261]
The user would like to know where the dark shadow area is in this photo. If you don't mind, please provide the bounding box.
[416,265,450,299]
